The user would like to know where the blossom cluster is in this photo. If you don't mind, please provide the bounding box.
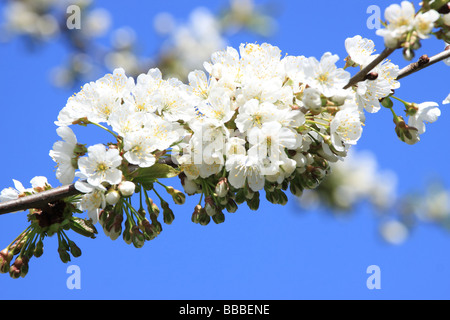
[376,1,450,59]
[47,29,447,233]
[1,1,449,279]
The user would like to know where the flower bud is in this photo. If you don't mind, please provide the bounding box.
[212,211,225,224]
[108,223,122,241]
[395,117,420,145]
[403,48,415,61]
[162,202,175,225]
[58,248,71,263]
[146,198,160,217]
[234,189,246,204]
[68,240,82,258]
[9,265,21,279]
[277,190,288,206]
[33,239,44,258]
[131,226,145,248]
[181,177,200,195]
[106,189,121,205]
[123,227,132,245]
[198,208,211,226]
[215,178,229,198]
[118,181,136,197]
[191,205,202,224]
[225,198,238,213]
[204,196,217,216]
[247,192,260,211]
[171,190,186,205]
[289,181,303,197]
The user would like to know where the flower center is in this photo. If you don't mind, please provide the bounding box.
[96,162,109,173]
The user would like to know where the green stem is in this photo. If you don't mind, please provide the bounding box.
[388,106,401,123]
[391,95,410,107]
[89,121,119,140]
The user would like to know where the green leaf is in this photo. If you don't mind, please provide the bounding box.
[132,163,180,184]
[70,217,98,239]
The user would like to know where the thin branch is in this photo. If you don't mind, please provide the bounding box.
[343,47,397,89]
[0,157,176,216]
[0,184,80,215]
[396,48,450,81]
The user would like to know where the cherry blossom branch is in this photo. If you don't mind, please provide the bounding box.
[0,184,79,215]
[0,158,176,216]
[396,47,450,81]
[343,47,397,89]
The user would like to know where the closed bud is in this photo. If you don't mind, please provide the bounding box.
[58,248,71,263]
[289,181,303,197]
[146,198,160,217]
[276,190,288,206]
[68,240,82,258]
[118,181,136,197]
[265,191,277,204]
[123,227,132,245]
[191,205,202,224]
[20,262,29,278]
[234,189,246,204]
[244,186,255,200]
[171,190,186,205]
[198,209,211,226]
[247,192,260,211]
[395,117,420,145]
[403,48,415,61]
[106,190,121,205]
[205,196,217,216]
[225,198,238,213]
[215,178,229,198]
[131,226,145,248]
[9,265,21,279]
[137,208,146,219]
[163,206,175,225]
[109,223,122,241]
[212,211,225,224]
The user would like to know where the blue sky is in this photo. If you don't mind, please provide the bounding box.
[0,0,449,300]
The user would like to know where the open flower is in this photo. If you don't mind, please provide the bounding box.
[330,107,363,151]
[77,144,123,187]
[225,153,265,192]
[49,126,80,185]
[75,177,107,224]
[303,52,350,98]
[376,1,415,47]
[407,101,440,134]
[413,9,439,39]
[345,35,376,66]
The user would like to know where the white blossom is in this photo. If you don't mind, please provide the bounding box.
[408,102,440,134]
[49,126,79,185]
[77,144,123,187]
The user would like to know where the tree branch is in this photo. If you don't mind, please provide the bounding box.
[0,157,177,216]
[0,184,80,215]
[396,47,450,81]
[343,47,397,89]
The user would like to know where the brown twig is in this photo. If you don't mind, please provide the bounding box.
[396,47,450,81]
[343,47,397,89]
[0,157,176,216]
